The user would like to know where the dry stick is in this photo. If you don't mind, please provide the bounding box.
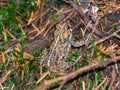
[58,79,67,90]
[95,77,108,90]
[114,81,120,89]
[103,79,110,90]
[34,56,120,90]
[62,0,89,28]
[0,70,12,84]
[66,17,100,70]
[0,2,7,5]
[43,23,55,37]
[108,69,116,90]
[63,0,105,37]
[82,20,92,36]
[2,24,16,40]
[69,28,120,70]
[115,34,120,39]
[36,71,50,84]
[85,17,100,46]
[44,8,73,37]
[104,19,120,30]
[82,81,86,90]
[60,10,74,24]
[57,8,72,15]
[88,28,120,49]
[85,28,119,47]
[71,28,120,48]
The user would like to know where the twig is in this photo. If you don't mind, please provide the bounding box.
[82,81,86,90]
[60,10,75,24]
[36,71,50,84]
[58,80,67,90]
[88,28,120,48]
[68,17,100,69]
[62,0,87,23]
[0,70,12,84]
[62,0,104,37]
[71,28,120,48]
[114,81,120,89]
[108,69,116,90]
[34,56,120,90]
[95,77,108,90]
[103,79,110,90]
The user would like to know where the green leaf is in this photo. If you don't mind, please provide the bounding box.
[19,32,26,43]
[53,13,57,22]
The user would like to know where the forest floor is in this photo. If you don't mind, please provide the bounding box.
[0,0,120,90]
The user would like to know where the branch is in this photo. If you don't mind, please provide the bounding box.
[34,56,120,90]
[62,0,105,37]
[71,29,120,48]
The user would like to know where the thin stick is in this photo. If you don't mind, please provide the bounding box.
[58,80,67,90]
[88,28,120,48]
[95,77,108,90]
[34,56,120,90]
[71,28,120,48]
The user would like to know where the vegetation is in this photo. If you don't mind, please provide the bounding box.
[0,0,120,90]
